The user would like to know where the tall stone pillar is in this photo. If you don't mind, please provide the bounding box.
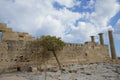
[108,30,117,59]
[90,36,95,42]
[99,33,104,45]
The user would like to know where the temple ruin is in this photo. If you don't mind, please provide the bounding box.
[0,23,117,73]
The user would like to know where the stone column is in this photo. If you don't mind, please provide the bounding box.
[90,36,95,42]
[98,33,104,45]
[108,30,117,59]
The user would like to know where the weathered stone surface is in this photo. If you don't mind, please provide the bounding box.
[0,59,120,80]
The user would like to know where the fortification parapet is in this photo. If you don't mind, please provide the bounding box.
[66,43,83,47]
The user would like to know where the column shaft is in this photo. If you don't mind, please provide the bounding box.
[91,36,95,42]
[108,30,117,59]
[99,33,104,45]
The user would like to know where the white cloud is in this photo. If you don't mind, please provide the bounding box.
[114,19,120,40]
[55,0,81,8]
[0,0,120,43]
[68,0,120,40]
[34,7,81,38]
[90,0,120,27]
[63,0,120,42]
[0,0,81,38]
[71,22,99,40]
[36,15,65,37]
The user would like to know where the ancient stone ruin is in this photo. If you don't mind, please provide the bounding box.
[0,23,117,73]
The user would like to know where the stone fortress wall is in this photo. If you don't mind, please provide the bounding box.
[0,23,35,41]
[0,23,116,73]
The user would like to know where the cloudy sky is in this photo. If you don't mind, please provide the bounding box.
[0,0,120,56]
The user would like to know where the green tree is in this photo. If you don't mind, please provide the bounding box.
[30,38,50,70]
[40,35,65,70]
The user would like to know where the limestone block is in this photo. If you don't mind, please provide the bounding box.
[31,66,38,72]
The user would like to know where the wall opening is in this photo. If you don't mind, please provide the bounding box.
[17,67,21,71]
[85,53,88,56]
[0,32,2,41]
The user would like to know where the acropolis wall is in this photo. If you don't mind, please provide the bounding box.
[0,23,111,73]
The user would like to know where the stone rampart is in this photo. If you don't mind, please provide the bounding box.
[0,40,110,73]
[0,23,111,73]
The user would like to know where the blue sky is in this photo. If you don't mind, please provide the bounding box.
[0,0,120,56]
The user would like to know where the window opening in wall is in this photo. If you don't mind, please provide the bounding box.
[0,32,2,41]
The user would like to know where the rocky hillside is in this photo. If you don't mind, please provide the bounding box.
[0,62,120,80]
